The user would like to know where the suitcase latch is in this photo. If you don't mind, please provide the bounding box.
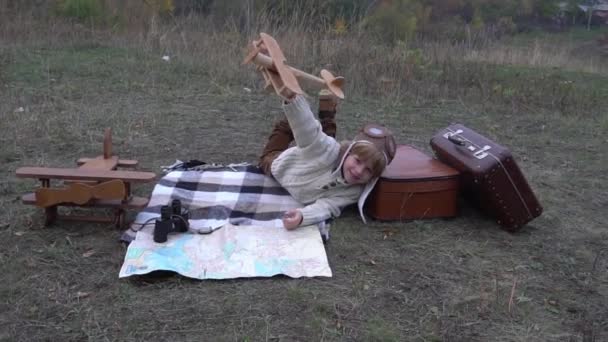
[473,145,491,159]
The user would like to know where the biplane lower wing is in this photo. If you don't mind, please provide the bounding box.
[16,167,156,183]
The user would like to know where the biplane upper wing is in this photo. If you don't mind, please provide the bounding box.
[259,32,304,96]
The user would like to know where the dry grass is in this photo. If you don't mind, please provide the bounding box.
[1,8,607,342]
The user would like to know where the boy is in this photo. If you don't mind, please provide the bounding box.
[259,94,396,229]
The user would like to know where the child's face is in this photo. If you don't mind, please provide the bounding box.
[342,154,374,184]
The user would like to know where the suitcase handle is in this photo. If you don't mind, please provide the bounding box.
[447,135,466,146]
[447,134,492,159]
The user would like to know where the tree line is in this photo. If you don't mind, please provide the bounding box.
[5,0,602,42]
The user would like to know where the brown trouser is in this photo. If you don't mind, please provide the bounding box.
[258,112,337,176]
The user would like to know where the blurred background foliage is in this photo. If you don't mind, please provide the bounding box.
[4,0,598,43]
[2,0,606,116]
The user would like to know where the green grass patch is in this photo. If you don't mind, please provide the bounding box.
[423,60,608,116]
[56,0,103,22]
[487,63,608,113]
[3,45,214,100]
[5,46,135,88]
[510,26,608,46]
[364,317,402,341]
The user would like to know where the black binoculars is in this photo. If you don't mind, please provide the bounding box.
[153,199,190,243]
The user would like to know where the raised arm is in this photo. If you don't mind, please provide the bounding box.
[282,95,337,157]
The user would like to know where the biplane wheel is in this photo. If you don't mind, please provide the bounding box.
[44,206,58,226]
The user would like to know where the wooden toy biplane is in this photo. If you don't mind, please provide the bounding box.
[243,32,345,100]
[15,129,156,228]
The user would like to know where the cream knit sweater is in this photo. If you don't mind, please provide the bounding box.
[271,95,363,227]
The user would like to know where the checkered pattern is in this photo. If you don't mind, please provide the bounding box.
[121,165,330,243]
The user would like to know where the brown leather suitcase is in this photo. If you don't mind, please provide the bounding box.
[365,145,460,221]
[430,124,543,231]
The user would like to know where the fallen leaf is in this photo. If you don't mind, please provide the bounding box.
[82,250,95,258]
[382,229,398,240]
[382,228,398,236]
[75,292,90,299]
[530,262,544,271]
[370,260,377,266]
[516,295,532,303]
[26,258,36,267]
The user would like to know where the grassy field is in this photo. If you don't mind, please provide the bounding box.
[1,20,607,341]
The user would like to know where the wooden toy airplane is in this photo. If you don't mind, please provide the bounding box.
[15,128,156,228]
[243,32,345,100]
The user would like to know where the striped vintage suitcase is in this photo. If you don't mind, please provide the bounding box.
[430,124,542,231]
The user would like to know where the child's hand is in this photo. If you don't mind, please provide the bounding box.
[282,209,303,230]
[282,92,297,104]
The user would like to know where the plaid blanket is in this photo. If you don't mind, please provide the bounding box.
[121,164,330,243]
[119,164,332,279]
